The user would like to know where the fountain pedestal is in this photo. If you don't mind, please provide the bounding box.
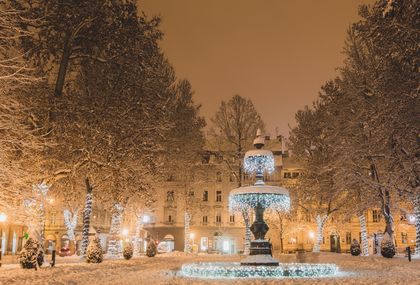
[241,203,279,266]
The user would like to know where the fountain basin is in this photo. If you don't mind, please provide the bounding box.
[181,262,339,279]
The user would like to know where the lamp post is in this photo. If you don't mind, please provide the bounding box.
[0,213,7,267]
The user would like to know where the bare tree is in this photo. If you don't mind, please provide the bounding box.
[209,95,265,254]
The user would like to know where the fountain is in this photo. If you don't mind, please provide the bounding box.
[181,130,339,279]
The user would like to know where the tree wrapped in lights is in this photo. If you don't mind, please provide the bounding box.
[358,214,369,256]
[63,208,78,253]
[107,203,124,257]
[81,178,93,256]
[242,209,251,255]
[313,215,327,253]
[184,212,192,253]
[415,198,420,257]
[133,214,143,256]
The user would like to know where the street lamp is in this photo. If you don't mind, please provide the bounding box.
[309,231,315,239]
[142,215,150,224]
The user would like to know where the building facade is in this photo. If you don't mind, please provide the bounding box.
[0,136,416,256]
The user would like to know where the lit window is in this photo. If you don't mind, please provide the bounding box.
[372,210,381,222]
[346,232,351,245]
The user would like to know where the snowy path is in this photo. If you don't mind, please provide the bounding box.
[0,253,419,285]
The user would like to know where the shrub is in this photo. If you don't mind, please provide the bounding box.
[123,242,134,260]
[146,240,157,257]
[86,237,103,263]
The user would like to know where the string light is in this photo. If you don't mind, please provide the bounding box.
[359,214,369,256]
[181,262,339,278]
[108,203,124,257]
[229,193,290,213]
[244,154,275,175]
[64,209,78,242]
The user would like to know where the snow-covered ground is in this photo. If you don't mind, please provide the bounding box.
[0,252,419,285]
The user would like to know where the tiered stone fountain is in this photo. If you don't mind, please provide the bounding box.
[181,131,338,279]
[229,129,290,266]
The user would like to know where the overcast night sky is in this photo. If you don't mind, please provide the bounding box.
[139,0,374,137]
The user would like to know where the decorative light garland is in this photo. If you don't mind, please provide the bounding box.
[244,155,275,175]
[64,209,78,242]
[313,215,327,253]
[181,262,339,278]
[359,214,369,256]
[108,203,124,257]
[414,197,420,256]
[229,193,290,213]
[81,191,93,256]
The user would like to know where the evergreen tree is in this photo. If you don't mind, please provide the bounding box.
[146,240,157,257]
[18,238,43,270]
[86,237,103,263]
[123,242,134,260]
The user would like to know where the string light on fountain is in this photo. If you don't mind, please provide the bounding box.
[229,129,291,266]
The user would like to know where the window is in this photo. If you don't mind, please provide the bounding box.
[216,215,222,223]
[372,210,381,222]
[168,215,173,223]
[216,191,222,202]
[50,212,56,225]
[346,232,352,245]
[292,172,299,179]
[401,232,408,244]
[202,216,208,223]
[188,191,195,197]
[216,172,222,182]
[229,173,236,182]
[283,172,291,179]
[166,191,174,202]
[229,215,235,223]
[203,191,208,201]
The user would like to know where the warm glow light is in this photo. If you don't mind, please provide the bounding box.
[122,228,129,236]
[309,231,315,239]
[142,215,150,223]
[408,215,416,224]
[0,213,7,222]
[190,232,195,239]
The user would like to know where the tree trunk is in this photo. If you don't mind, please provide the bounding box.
[63,209,78,255]
[133,215,143,256]
[184,212,192,253]
[358,213,369,256]
[414,197,420,256]
[279,220,284,254]
[81,178,93,256]
[313,214,327,252]
[242,209,251,255]
[54,32,72,97]
[107,203,124,257]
